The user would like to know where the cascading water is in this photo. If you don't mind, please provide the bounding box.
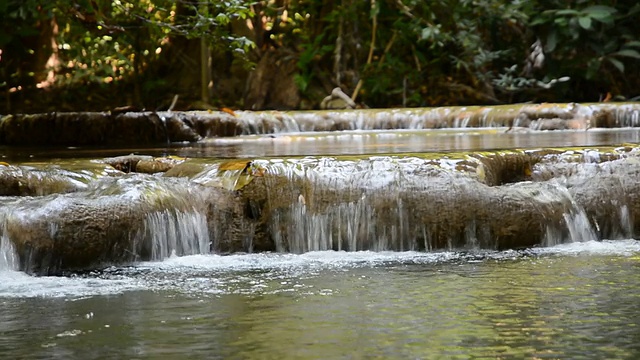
[2,145,639,277]
[538,181,598,247]
[208,103,640,134]
[0,214,19,271]
[264,157,428,253]
[260,155,632,253]
[142,209,210,260]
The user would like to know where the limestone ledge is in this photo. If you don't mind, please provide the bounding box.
[1,103,639,146]
[1,147,640,275]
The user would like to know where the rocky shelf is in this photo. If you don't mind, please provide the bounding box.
[1,103,639,146]
[1,146,639,275]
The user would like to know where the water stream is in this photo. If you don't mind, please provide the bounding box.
[0,214,18,271]
[2,121,640,358]
[2,242,640,358]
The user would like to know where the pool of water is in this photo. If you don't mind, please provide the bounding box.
[2,241,640,359]
[3,128,640,161]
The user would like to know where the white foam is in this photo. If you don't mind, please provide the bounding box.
[137,250,457,272]
[0,270,141,298]
[534,239,640,256]
[2,241,639,299]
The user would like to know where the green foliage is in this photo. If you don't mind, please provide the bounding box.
[50,0,255,85]
[2,0,639,110]
[529,1,640,98]
[1,0,255,93]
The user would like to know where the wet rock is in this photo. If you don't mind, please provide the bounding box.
[473,152,541,186]
[1,103,639,146]
[164,162,208,178]
[109,112,168,144]
[0,112,111,146]
[1,176,245,275]
[4,196,149,274]
[563,157,640,239]
[102,155,184,174]
[0,165,87,196]
[190,111,246,137]
[0,112,167,146]
[159,112,201,142]
[238,171,572,252]
[103,155,153,173]
[3,148,640,274]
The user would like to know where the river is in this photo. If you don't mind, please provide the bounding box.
[2,242,640,359]
[2,125,640,358]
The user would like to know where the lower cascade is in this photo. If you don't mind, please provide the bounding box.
[268,174,610,253]
[1,144,640,274]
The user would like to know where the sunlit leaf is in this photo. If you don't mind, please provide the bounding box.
[578,16,592,30]
[582,5,617,18]
[555,9,579,16]
[613,49,640,59]
[219,160,251,172]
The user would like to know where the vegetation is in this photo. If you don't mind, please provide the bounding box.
[1,0,639,113]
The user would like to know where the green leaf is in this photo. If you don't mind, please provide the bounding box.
[545,31,557,52]
[529,17,547,26]
[578,16,592,30]
[554,17,568,26]
[592,15,614,25]
[582,5,617,18]
[583,5,616,24]
[555,9,579,16]
[623,41,640,49]
[370,0,379,18]
[613,49,640,59]
[607,57,625,73]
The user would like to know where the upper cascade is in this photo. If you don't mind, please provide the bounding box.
[2,103,640,147]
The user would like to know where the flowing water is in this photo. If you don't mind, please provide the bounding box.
[3,128,640,161]
[2,243,640,359]
[3,125,640,358]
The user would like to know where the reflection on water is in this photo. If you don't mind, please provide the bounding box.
[201,128,640,158]
[1,241,640,359]
[2,128,640,161]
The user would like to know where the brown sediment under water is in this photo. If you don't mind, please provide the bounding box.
[2,119,640,358]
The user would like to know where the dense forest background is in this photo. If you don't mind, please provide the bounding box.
[1,0,639,113]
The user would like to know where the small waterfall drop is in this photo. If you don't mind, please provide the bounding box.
[142,210,210,261]
[563,208,598,243]
[0,215,19,271]
[619,205,633,238]
[541,181,599,247]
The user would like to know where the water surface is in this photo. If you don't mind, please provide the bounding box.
[2,241,640,359]
[3,128,640,161]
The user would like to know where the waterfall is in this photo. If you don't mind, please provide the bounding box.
[539,181,598,246]
[0,214,19,271]
[563,208,599,243]
[142,210,210,261]
[262,157,631,253]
